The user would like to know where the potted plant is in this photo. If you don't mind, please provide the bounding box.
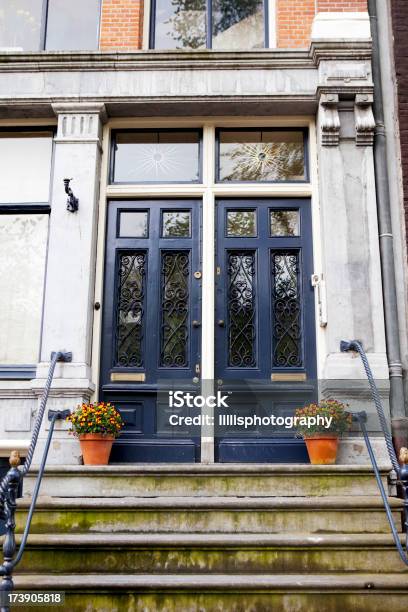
[67,402,123,465]
[295,399,352,465]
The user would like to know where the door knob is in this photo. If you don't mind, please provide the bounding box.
[218,319,225,327]
[192,320,201,328]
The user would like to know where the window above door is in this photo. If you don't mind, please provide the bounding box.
[150,0,268,50]
[0,0,101,51]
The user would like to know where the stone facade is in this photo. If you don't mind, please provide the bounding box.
[0,7,397,465]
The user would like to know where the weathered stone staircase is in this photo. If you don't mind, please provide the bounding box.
[13,464,408,611]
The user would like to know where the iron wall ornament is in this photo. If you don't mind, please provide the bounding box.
[227,251,256,367]
[160,251,190,367]
[272,251,302,367]
[63,178,79,212]
[115,253,146,368]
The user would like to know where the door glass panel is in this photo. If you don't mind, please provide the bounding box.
[113,130,201,183]
[228,251,256,367]
[115,253,146,367]
[45,0,100,50]
[272,251,302,368]
[160,252,190,367]
[270,210,299,236]
[119,212,148,238]
[162,211,191,237]
[218,130,306,182]
[153,0,206,49]
[0,0,43,51]
[212,0,265,50]
[227,210,256,237]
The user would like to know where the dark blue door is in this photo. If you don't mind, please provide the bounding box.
[215,199,317,462]
[100,200,201,462]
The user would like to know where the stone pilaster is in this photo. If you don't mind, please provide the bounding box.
[312,13,390,450]
[32,103,106,464]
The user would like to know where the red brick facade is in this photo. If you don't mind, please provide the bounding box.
[391,0,408,242]
[317,1,367,10]
[98,0,367,51]
[100,0,144,51]
[277,0,367,49]
[276,0,316,49]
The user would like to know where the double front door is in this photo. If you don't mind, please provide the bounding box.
[100,198,316,462]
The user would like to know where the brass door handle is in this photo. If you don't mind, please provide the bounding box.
[192,320,201,328]
[218,319,225,327]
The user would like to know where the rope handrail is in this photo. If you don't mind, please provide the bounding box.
[0,351,71,612]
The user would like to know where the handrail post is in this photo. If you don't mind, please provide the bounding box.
[399,451,408,545]
[0,453,21,612]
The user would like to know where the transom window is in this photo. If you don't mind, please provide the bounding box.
[217,129,307,183]
[110,128,308,185]
[0,0,101,51]
[111,130,202,184]
[151,0,267,50]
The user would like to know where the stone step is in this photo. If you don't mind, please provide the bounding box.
[17,533,408,574]
[23,464,392,498]
[16,496,403,535]
[12,573,408,612]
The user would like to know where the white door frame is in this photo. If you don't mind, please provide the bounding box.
[91,116,323,463]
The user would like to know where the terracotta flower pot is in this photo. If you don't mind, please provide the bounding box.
[304,435,339,465]
[79,434,115,465]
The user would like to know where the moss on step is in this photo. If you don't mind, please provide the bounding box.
[15,508,400,535]
[16,545,408,574]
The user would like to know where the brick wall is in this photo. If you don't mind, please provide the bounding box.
[277,0,367,49]
[318,1,367,10]
[98,0,367,51]
[100,0,144,51]
[391,0,408,242]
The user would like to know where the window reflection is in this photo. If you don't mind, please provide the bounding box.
[119,212,149,238]
[113,130,201,183]
[270,211,300,236]
[0,0,100,51]
[218,130,306,182]
[45,0,100,51]
[212,0,264,50]
[154,0,206,49]
[162,211,191,237]
[0,0,43,51]
[153,0,265,49]
[227,210,257,237]
[0,131,53,203]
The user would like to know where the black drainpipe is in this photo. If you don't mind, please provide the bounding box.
[368,0,408,447]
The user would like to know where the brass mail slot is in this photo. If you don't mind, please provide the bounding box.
[111,372,146,382]
[271,373,307,382]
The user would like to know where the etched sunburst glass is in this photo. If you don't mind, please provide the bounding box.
[113,131,201,183]
[218,130,306,182]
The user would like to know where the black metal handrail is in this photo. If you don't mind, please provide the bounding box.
[0,351,72,611]
[341,339,408,565]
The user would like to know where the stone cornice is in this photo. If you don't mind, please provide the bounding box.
[309,40,372,65]
[0,43,372,74]
[0,49,315,72]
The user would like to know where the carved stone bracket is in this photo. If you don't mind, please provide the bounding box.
[320,93,340,147]
[354,93,376,146]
